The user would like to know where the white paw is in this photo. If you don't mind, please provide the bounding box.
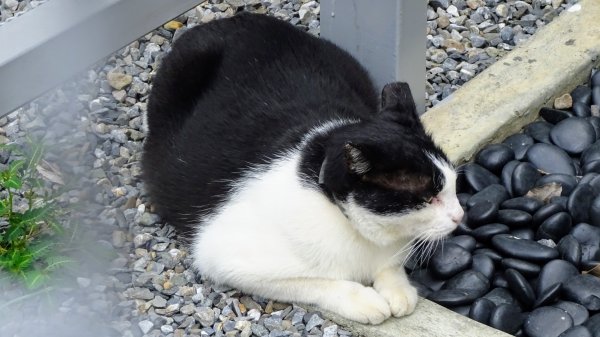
[377,284,419,317]
[329,282,391,324]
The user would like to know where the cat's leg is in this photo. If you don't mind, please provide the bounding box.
[241,277,391,324]
[373,267,419,317]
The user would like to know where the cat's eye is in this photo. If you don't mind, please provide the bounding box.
[424,196,433,203]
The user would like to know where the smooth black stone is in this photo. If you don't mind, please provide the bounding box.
[504,134,535,161]
[563,274,600,310]
[511,228,535,240]
[501,258,541,278]
[430,242,472,279]
[537,212,572,241]
[449,304,471,316]
[570,223,600,262]
[409,269,445,291]
[489,304,523,334]
[457,193,472,207]
[593,70,600,87]
[540,107,574,124]
[581,260,600,271]
[590,175,600,195]
[411,281,432,297]
[444,270,490,297]
[557,235,582,267]
[467,200,497,227]
[526,143,576,175]
[583,160,600,174]
[501,197,543,214]
[588,116,600,140]
[453,222,473,236]
[463,163,501,192]
[573,102,592,118]
[492,234,559,263]
[497,209,532,228]
[550,196,569,209]
[501,160,521,196]
[582,141,600,165]
[593,86,600,107]
[571,85,592,105]
[469,298,495,324]
[472,223,510,241]
[524,306,573,337]
[558,326,592,337]
[581,173,599,185]
[553,301,590,326]
[573,160,583,177]
[550,118,596,155]
[512,162,542,196]
[567,183,594,224]
[427,289,478,306]
[591,195,600,227]
[535,174,578,196]
[475,144,515,174]
[537,259,579,297]
[493,273,509,288]
[448,235,477,252]
[505,268,535,308]
[466,184,509,209]
[473,248,503,263]
[534,283,562,308]
[472,254,495,280]
[484,287,520,307]
[584,313,600,337]
[525,121,553,144]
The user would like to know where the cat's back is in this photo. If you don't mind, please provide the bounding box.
[143,13,378,228]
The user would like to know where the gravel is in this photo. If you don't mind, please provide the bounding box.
[0,0,582,336]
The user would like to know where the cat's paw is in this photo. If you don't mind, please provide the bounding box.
[331,282,391,324]
[377,283,419,317]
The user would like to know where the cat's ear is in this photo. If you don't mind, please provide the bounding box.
[380,82,420,126]
[344,143,371,175]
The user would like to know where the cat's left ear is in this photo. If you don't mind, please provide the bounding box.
[380,82,421,126]
[344,143,371,175]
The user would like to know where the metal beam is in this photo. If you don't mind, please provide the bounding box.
[321,0,426,114]
[0,0,202,117]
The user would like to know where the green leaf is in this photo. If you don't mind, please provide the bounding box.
[44,255,75,272]
[28,240,55,259]
[5,224,25,242]
[21,205,54,223]
[25,139,44,172]
[21,270,48,289]
[8,160,25,175]
[5,176,22,189]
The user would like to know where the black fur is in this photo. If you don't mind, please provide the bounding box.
[143,13,448,229]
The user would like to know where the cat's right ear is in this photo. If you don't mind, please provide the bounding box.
[380,82,420,126]
[344,143,371,175]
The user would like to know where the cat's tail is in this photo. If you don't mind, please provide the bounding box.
[145,24,225,140]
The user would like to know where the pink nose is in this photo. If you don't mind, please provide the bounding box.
[451,208,465,224]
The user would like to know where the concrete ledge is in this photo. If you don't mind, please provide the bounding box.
[422,0,600,164]
[315,299,510,337]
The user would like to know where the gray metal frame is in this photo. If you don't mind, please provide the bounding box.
[0,0,201,116]
[321,0,426,113]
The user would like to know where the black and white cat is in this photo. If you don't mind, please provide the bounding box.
[142,13,463,324]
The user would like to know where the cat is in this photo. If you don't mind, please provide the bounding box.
[142,12,464,324]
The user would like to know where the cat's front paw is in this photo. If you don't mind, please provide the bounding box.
[331,282,391,324]
[377,284,419,317]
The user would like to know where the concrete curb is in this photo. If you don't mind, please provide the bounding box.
[422,0,600,164]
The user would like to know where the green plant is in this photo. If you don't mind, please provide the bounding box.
[0,139,74,288]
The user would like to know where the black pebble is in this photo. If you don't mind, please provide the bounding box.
[463,163,501,192]
[444,270,490,297]
[582,141,600,165]
[457,193,472,207]
[572,102,592,118]
[483,287,520,307]
[536,259,579,297]
[505,268,535,308]
[557,235,582,267]
[570,223,600,262]
[537,212,572,241]
[427,289,478,306]
[430,242,472,279]
[409,269,445,291]
[571,85,592,105]
[469,298,495,324]
[563,274,600,310]
[489,303,523,334]
[535,174,578,196]
[504,134,534,161]
[558,326,592,337]
[475,143,515,174]
[540,107,573,124]
[588,116,600,140]
[497,209,532,228]
[526,143,575,175]
[466,184,509,209]
[593,86,600,107]
[525,121,553,144]
[550,118,596,155]
[501,258,541,278]
[584,312,600,337]
[467,200,498,227]
[501,160,520,196]
[493,273,509,288]
[590,195,600,227]
[492,234,559,263]
[524,306,573,337]
[512,162,541,196]
[553,301,590,326]
[501,197,543,214]
[567,183,594,224]
[449,304,471,316]
[448,235,477,252]
[533,203,567,227]
[472,254,495,280]
[511,228,535,240]
[534,283,563,308]
[550,196,569,209]
[473,248,503,263]
[472,223,510,241]
[583,160,600,175]
[591,175,600,195]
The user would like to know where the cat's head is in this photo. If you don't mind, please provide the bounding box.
[317,83,463,246]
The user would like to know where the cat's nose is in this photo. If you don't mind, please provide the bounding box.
[450,207,464,224]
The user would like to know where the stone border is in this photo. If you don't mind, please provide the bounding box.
[316,0,600,336]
